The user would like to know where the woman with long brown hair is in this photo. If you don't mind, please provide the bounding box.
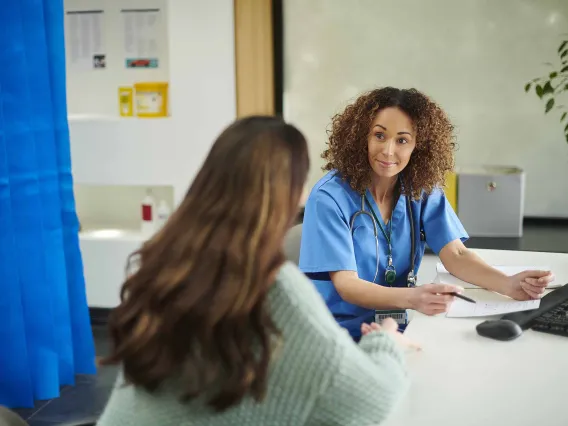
[97,116,411,426]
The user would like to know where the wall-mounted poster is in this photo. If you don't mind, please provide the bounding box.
[66,9,106,71]
[122,8,161,69]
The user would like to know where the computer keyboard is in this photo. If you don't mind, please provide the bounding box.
[502,283,568,337]
[531,300,568,337]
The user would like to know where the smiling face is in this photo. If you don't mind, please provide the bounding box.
[367,107,417,179]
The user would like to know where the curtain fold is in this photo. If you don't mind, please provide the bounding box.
[0,0,96,408]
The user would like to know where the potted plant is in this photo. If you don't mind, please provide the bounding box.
[524,38,568,143]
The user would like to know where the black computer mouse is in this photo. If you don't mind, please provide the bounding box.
[476,319,523,341]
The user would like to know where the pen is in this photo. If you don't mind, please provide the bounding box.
[448,292,476,304]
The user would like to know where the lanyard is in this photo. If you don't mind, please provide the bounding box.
[364,195,397,285]
[364,195,392,249]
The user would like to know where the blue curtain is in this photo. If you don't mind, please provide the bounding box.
[0,0,96,408]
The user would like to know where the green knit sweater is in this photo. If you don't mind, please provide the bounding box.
[97,262,409,426]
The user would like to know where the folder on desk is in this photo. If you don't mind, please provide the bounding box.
[434,263,560,289]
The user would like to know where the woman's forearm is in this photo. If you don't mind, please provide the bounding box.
[442,247,508,293]
[329,271,413,310]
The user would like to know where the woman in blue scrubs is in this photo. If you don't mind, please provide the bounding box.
[299,87,555,340]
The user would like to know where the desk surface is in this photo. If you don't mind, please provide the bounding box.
[383,249,568,426]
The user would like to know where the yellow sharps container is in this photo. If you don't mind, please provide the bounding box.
[134,82,169,118]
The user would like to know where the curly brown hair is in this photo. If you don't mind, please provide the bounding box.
[322,87,456,199]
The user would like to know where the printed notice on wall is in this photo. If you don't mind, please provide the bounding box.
[65,10,106,70]
[121,8,161,68]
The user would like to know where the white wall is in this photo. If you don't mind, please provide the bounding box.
[165,0,237,201]
[64,0,169,115]
[67,0,237,307]
[284,0,568,218]
[66,0,236,231]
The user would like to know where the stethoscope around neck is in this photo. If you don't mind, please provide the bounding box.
[349,188,418,288]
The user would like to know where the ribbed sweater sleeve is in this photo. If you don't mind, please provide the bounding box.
[306,332,409,426]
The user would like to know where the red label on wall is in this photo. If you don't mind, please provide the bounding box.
[142,204,153,221]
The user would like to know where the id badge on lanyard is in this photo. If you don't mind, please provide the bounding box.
[375,309,408,327]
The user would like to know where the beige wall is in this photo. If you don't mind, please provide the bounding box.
[283,0,568,217]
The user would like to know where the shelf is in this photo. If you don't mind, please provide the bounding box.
[80,228,149,243]
[69,114,122,123]
[68,114,171,123]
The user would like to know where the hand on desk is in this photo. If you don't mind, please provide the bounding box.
[506,270,555,300]
[362,318,421,351]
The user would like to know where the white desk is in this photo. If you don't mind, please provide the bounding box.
[382,249,568,426]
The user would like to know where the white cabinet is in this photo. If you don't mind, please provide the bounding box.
[457,166,525,237]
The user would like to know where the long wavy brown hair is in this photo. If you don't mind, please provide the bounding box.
[323,87,456,199]
[101,116,310,411]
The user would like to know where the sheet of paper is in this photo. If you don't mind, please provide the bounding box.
[447,298,540,318]
[65,10,105,71]
[122,8,161,68]
[434,263,559,288]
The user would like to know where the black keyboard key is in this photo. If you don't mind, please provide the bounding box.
[530,296,568,337]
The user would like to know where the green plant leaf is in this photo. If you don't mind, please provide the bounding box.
[565,133,568,144]
[565,122,568,133]
[560,41,568,53]
[550,72,559,79]
[561,50,568,59]
[545,98,555,113]
[543,81,554,95]
[562,65,568,73]
[565,83,568,91]
[524,82,532,92]
[536,84,544,98]
[562,112,567,122]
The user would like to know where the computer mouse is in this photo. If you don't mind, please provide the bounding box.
[476,319,523,341]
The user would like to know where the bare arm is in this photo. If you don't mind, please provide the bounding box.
[439,239,555,300]
[439,239,508,292]
[329,271,413,310]
[330,270,462,315]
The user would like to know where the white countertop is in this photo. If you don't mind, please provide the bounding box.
[382,249,568,426]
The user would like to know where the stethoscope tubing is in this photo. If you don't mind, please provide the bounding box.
[349,196,380,284]
[349,192,417,287]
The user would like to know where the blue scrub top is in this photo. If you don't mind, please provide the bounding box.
[299,171,468,339]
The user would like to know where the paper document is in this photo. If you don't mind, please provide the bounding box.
[122,8,162,68]
[435,263,559,288]
[447,298,540,318]
[65,10,105,71]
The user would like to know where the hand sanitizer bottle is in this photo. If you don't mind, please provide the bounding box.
[156,200,171,229]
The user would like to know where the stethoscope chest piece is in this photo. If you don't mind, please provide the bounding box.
[385,269,397,285]
[406,271,417,288]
